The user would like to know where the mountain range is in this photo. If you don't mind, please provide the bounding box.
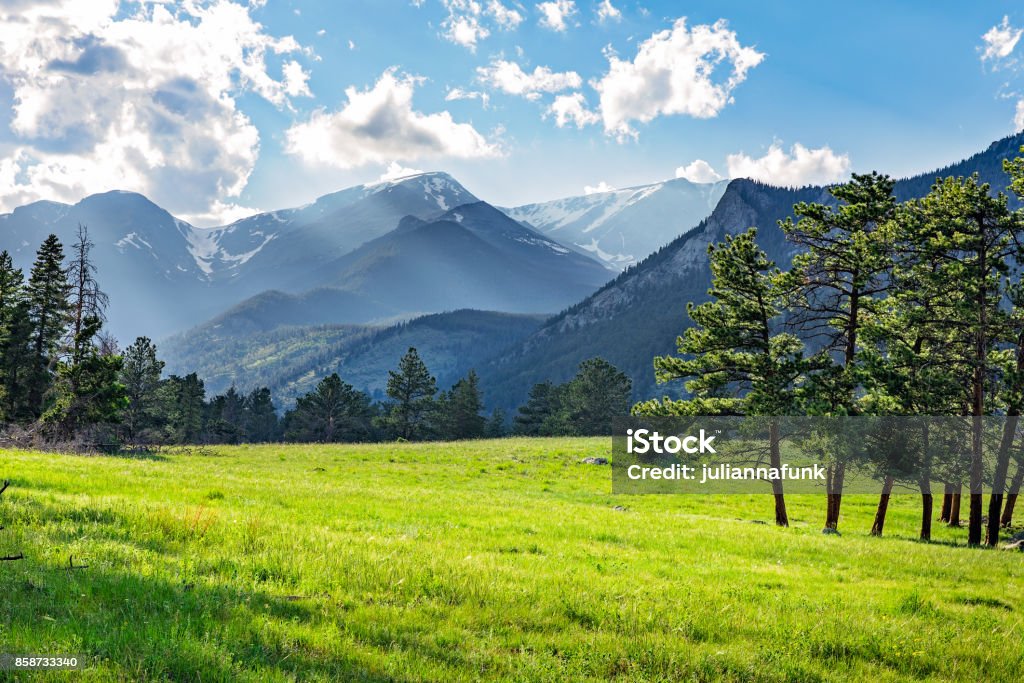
[3,132,1023,410]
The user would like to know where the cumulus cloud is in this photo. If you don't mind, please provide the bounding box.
[537,1,577,32]
[726,142,850,187]
[440,0,522,50]
[476,60,581,100]
[584,181,615,194]
[0,0,311,225]
[980,16,1022,65]
[593,18,764,139]
[1015,99,1024,132]
[547,93,601,128]
[596,0,621,23]
[488,1,524,29]
[378,161,426,182]
[675,159,724,183]
[446,87,491,108]
[285,69,500,169]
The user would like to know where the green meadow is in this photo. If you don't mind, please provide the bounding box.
[0,438,1021,682]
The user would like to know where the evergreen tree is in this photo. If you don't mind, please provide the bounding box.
[163,374,206,444]
[485,408,507,438]
[25,234,72,416]
[565,358,632,436]
[634,230,809,526]
[902,174,1021,546]
[43,226,124,439]
[244,387,280,442]
[0,252,32,421]
[520,382,561,436]
[284,373,372,442]
[384,347,436,440]
[439,370,486,440]
[207,386,246,444]
[119,337,165,444]
[779,173,899,529]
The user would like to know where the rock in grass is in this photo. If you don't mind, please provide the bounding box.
[821,528,841,536]
[581,457,609,465]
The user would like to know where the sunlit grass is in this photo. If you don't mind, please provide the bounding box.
[1,438,1022,681]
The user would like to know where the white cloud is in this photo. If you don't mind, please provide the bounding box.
[476,60,581,100]
[981,16,1022,65]
[675,159,724,183]
[446,87,491,108]
[379,162,426,182]
[537,1,577,32]
[440,1,523,49]
[445,13,490,50]
[1015,99,1024,132]
[285,69,500,169]
[596,0,621,23]
[726,142,850,187]
[547,93,601,128]
[584,181,615,194]
[0,0,311,225]
[488,1,523,29]
[282,60,312,98]
[593,18,764,139]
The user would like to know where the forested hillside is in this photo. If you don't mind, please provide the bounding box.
[478,132,1024,410]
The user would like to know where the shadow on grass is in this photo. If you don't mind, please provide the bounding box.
[2,562,421,682]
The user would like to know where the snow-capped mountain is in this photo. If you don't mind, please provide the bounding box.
[0,173,491,341]
[503,177,729,270]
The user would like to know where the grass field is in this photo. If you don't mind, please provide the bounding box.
[0,438,1022,682]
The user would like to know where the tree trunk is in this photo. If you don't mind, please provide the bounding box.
[1001,457,1024,527]
[949,485,962,527]
[825,461,846,529]
[769,420,788,527]
[920,493,933,541]
[986,415,1019,546]
[871,476,896,536]
[939,483,954,522]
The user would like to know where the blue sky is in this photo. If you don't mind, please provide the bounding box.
[1,1,1023,225]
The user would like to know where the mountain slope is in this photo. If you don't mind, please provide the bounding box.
[0,172,491,341]
[218,200,615,325]
[479,132,1024,410]
[201,172,483,294]
[0,191,222,340]
[162,310,547,406]
[503,177,728,270]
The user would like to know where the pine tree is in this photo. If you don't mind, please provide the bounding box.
[207,386,246,444]
[25,235,72,416]
[565,358,631,437]
[244,387,280,442]
[119,337,165,444]
[43,226,124,439]
[440,370,486,440]
[0,252,32,422]
[902,174,1021,546]
[779,173,898,530]
[284,373,372,442]
[485,408,507,438]
[163,374,206,444]
[634,229,809,526]
[384,348,436,440]
[515,382,558,436]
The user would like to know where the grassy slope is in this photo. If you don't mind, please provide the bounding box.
[0,439,1021,682]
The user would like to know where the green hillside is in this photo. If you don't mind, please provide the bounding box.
[1,440,1021,681]
[163,310,547,405]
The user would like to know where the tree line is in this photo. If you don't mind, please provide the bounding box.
[0,237,633,447]
[635,151,1024,547]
